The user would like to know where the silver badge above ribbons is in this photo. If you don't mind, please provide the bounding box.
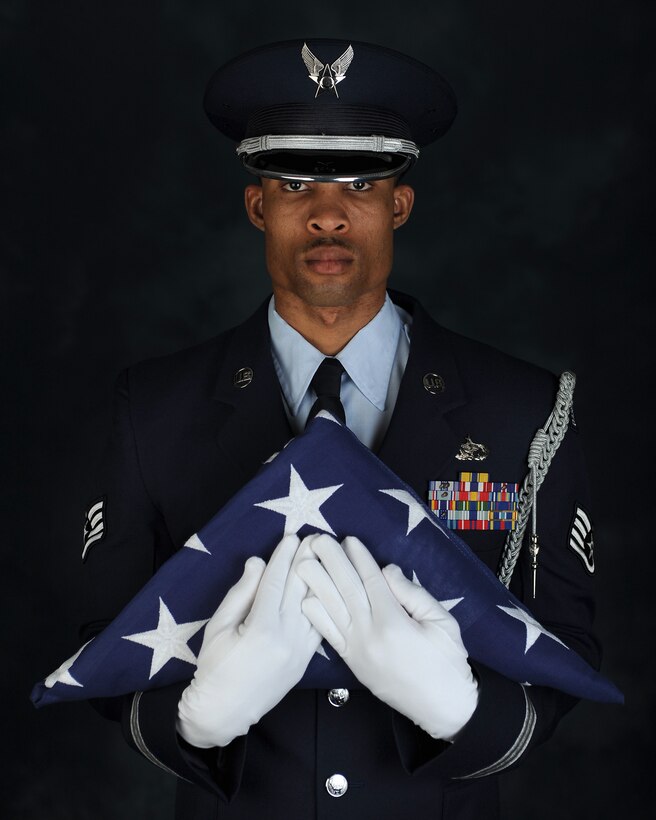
[456,435,490,462]
[301,42,354,98]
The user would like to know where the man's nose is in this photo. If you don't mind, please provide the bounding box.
[306,189,350,234]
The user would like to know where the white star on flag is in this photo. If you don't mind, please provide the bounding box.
[380,489,436,535]
[498,603,569,654]
[45,641,91,689]
[123,598,209,679]
[184,533,211,554]
[411,571,463,611]
[254,465,342,535]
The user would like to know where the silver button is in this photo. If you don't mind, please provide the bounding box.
[325,773,348,798]
[327,688,350,707]
[423,373,445,394]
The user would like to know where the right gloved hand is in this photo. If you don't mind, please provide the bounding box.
[298,534,478,741]
[177,534,321,748]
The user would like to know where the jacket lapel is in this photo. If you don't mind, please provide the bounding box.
[211,298,293,489]
[378,293,468,498]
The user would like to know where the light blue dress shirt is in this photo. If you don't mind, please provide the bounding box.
[268,294,412,451]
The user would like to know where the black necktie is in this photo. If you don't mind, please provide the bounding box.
[307,357,346,426]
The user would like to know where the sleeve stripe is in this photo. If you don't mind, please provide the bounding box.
[87,500,104,518]
[570,528,585,550]
[88,511,103,528]
[85,522,104,540]
[129,692,189,781]
[456,686,536,779]
[81,530,104,560]
[577,507,591,529]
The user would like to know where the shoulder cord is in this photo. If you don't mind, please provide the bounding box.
[497,371,576,588]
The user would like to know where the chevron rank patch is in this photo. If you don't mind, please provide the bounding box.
[82,497,106,561]
[569,504,594,573]
[428,472,518,531]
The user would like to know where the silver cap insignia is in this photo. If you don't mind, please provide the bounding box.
[301,42,354,98]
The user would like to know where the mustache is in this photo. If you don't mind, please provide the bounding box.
[304,238,355,254]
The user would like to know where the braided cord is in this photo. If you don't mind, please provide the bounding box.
[497,371,576,587]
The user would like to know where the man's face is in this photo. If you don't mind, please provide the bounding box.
[244,176,414,309]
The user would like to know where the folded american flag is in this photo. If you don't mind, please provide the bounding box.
[32,412,622,707]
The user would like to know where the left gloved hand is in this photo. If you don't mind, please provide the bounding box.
[297,534,479,741]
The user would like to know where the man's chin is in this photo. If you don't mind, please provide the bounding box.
[293,279,366,309]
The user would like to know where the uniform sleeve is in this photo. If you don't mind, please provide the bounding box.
[393,417,600,779]
[80,369,245,800]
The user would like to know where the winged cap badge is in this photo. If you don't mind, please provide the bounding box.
[301,42,354,98]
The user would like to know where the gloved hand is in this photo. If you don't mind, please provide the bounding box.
[177,534,321,748]
[297,534,479,741]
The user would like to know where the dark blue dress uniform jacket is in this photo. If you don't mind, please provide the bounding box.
[81,291,599,819]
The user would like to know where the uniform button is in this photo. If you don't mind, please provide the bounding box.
[327,688,350,707]
[325,773,348,797]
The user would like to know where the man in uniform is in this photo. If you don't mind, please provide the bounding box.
[81,39,599,819]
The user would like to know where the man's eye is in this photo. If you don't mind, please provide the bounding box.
[347,181,372,191]
[282,181,309,192]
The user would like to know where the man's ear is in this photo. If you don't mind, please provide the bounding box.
[392,184,414,229]
[244,184,265,231]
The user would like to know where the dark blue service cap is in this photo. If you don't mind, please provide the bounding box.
[204,39,457,182]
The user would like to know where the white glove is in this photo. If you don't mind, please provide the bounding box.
[297,534,479,741]
[177,534,321,748]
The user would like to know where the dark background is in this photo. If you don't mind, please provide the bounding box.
[2,0,654,816]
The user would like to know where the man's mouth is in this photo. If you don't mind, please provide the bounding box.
[304,245,355,274]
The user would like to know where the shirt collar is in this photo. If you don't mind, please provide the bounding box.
[268,293,403,416]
